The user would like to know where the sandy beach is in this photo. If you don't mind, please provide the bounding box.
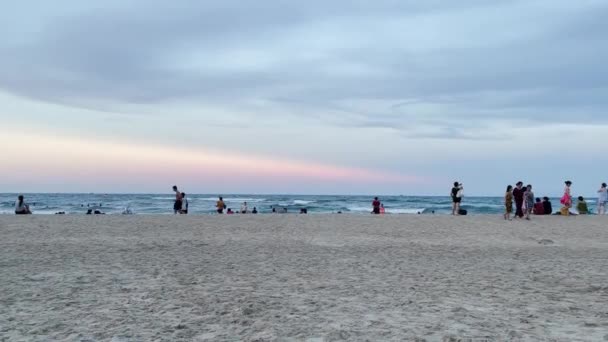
[1,214,607,341]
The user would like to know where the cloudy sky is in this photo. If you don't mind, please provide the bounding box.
[1,0,607,196]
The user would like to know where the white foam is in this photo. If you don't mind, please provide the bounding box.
[386,208,426,214]
[293,200,315,205]
[200,197,266,202]
[347,206,372,212]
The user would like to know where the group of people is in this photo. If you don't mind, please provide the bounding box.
[213,197,258,214]
[503,181,608,220]
[172,185,189,214]
[371,197,386,214]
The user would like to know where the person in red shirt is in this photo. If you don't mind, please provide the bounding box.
[372,197,381,214]
[533,197,545,215]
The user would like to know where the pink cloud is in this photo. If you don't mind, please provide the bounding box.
[1,131,426,191]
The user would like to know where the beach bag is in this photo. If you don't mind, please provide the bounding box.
[458,209,467,215]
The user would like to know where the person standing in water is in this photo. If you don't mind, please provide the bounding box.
[172,185,183,214]
[181,192,189,214]
[451,182,463,215]
[216,196,225,214]
[372,197,381,214]
[597,183,607,215]
[504,185,513,220]
[513,182,525,218]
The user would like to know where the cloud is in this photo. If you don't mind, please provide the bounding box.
[0,0,607,143]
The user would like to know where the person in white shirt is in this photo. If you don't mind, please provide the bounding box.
[241,202,248,214]
[15,195,32,215]
[180,192,189,214]
[598,183,607,215]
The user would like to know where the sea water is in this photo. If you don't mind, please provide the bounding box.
[1,193,598,215]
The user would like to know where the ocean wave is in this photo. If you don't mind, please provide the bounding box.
[347,206,372,213]
[199,197,266,202]
[293,200,315,205]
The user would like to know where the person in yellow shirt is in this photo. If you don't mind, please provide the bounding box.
[216,196,225,214]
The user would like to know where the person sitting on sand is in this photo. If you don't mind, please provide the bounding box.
[227,208,234,215]
[597,183,607,215]
[252,207,258,214]
[576,196,589,215]
[380,204,386,214]
[504,185,513,220]
[15,195,32,215]
[216,197,225,214]
[181,192,188,214]
[533,198,544,215]
[372,197,381,214]
[542,197,553,215]
[241,201,248,214]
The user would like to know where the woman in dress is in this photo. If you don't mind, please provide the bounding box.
[597,183,607,215]
[561,181,572,207]
[504,185,513,220]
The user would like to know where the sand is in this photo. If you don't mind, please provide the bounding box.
[1,214,607,341]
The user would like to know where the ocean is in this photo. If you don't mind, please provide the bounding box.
[1,193,600,215]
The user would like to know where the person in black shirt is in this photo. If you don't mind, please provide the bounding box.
[451,182,463,215]
[512,181,525,218]
[542,197,552,215]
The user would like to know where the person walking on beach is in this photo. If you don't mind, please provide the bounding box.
[15,195,32,215]
[372,197,381,214]
[172,185,183,214]
[181,192,189,214]
[597,183,607,215]
[451,182,463,215]
[513,182,525,218]
[216,196,225,214]
[524,184,534,220]
[504,185,513,220]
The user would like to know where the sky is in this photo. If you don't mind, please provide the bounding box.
[1,0,607,196]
